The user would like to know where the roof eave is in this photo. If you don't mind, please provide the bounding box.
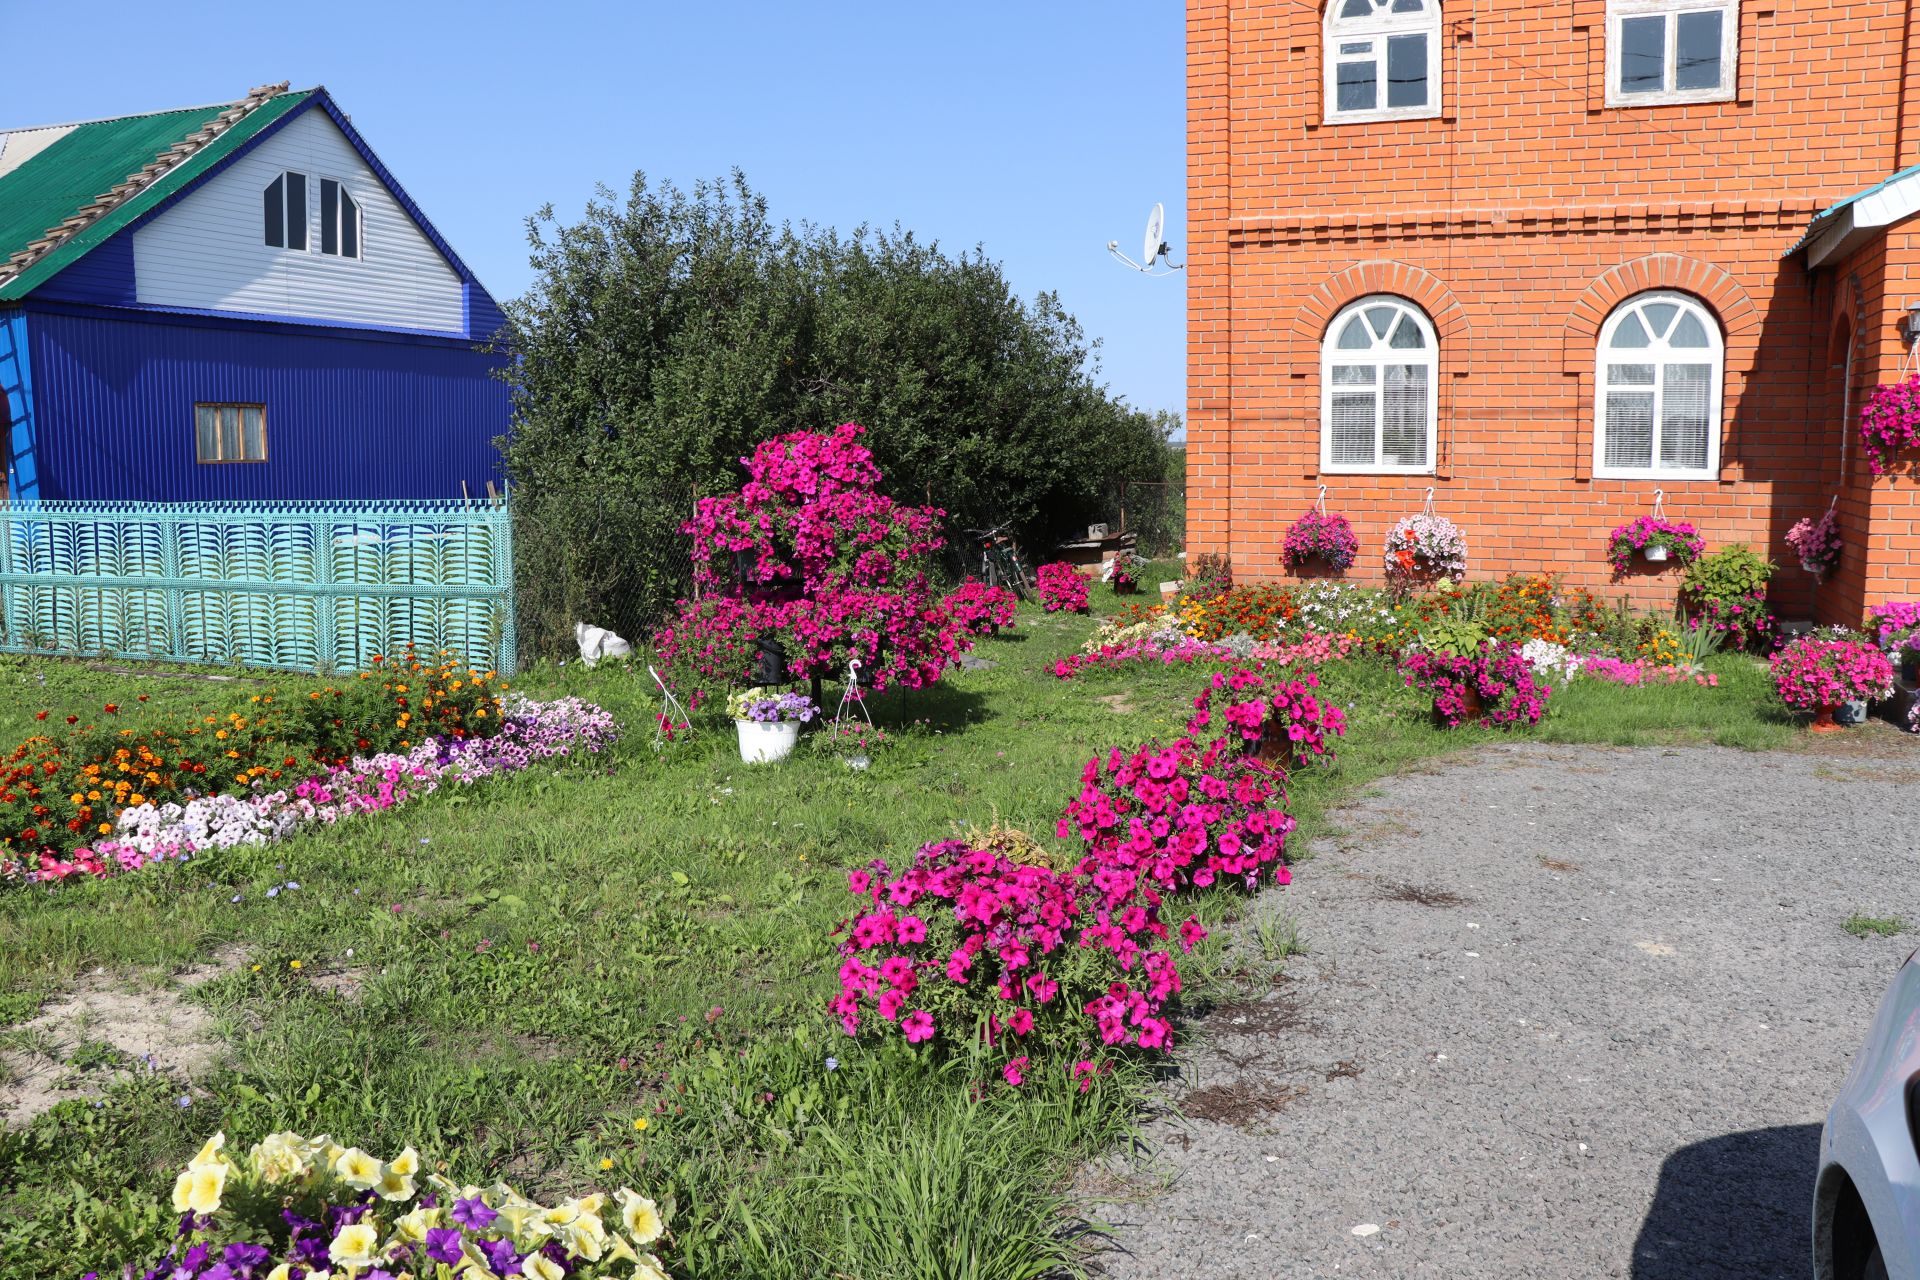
[1793,169,1920,267]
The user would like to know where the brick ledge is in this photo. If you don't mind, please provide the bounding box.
[1229,199,1825,246]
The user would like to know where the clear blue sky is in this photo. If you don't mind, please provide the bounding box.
[2,1,1188,424]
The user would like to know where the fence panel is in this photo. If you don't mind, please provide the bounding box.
[0,498,516,674]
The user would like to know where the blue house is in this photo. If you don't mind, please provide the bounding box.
[0,82,510,503]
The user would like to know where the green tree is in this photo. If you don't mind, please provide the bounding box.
[498,170,1176,654]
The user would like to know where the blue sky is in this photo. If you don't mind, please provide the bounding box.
[3,1,1188,424]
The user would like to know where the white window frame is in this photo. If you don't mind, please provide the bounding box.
[1593,290,1724,481]
[1323,0,1443,125]
[1605,0,1738,106]
[316,176,364,261]
[1320,295,1439,475]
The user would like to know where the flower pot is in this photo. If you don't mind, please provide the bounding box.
[1433,684,1484,727]
[1643,544,1670,563]
[1160,581,1181,603]
[735,718,800,763]
[1836,698,1870,726]
[749,637,790,687]
[1808,704,1844,734]
[1901,651,1920,684]
[1800,558,1825,577]
[845,753,871,771]
[1114,580,1139,596]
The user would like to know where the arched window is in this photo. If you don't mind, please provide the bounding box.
[1321,296,1437,473]
[1594,291,1723,479]
[1324,0,1442,123]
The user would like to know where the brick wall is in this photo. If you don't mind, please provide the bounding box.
[1188,0,1920,623]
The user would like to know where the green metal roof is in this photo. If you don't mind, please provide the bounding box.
[0,89,313,301]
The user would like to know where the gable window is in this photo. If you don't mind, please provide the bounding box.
[1607,0,1737,104]
[1321,296,1437,473]
[194,403,267,464]
[319,179,361,259]
[1595,292,1722,479]
[1324,0,1441,123]
[262,172,307,250]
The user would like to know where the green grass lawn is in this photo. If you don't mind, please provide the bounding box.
[0,591,1804,1278]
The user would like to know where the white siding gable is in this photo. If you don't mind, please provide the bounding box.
[131,107,464,333]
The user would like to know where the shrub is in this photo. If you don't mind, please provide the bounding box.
[830,836,1192,1079]
[1184,665,1346,764]
[1604,517,1705,574]
[1769,636,1895,711]
[1681,544,1777,652]
[1383,514,1467,592]
[667,424,964,690]
[943,580,1019,635]
[1399,643,1552,728]
[1035,563,1091,613]
[1281,510,1360,571]
[108,1131,671,1280]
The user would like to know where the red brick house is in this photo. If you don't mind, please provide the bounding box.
[1186,0,1920,622]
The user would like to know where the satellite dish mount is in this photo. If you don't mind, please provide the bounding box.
[1108,202,1183,276]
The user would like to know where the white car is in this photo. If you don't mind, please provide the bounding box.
[1815,947,1920,1280]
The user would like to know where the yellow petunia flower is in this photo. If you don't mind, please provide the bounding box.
[334,1147,380,1190]
[615,1188,664,1246]
[171,1163,226,1214]
[328,1221,380,1270]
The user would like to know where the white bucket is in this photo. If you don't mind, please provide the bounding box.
[1644,545,1669,562]
[735,719,800,764]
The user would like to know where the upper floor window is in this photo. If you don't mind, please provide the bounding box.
[318,178,361,259]
[1324,0,1441,124]
[1595,291,1722,479]
[1607,0,1737,105]
[1321,296,1437,473]
[195,403,267,464]
[262,172,307,251]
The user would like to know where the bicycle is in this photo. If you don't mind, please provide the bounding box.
[965,523,1034,600]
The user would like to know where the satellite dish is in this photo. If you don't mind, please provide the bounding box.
[1143,202,1166,267]
[1108,201,1183,276]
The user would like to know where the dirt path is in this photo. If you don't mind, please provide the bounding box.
[1084,740,1920,1279]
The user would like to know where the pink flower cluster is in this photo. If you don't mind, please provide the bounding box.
[1859,375,1920,475]
[1060,737,1294,896]
[1578,656,1720,687]
[1249,631,1359,668]
[830,837,1196,1082]
[664,424,967,691]
[1051,639,1231,679]
[1036,562,1091,613]
[1399,644,1552,728]
[1869,601,1920,650]
[1282,509,1360,572]
[1785,509,1843,577]
[1769,637,1895,712]
[943,580,1019,636]
[1184,665,1346,764]
[1605,516,1706,574]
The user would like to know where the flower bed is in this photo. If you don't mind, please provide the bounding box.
[3,650,503,868]
[1050,639,1234,679]
[114,1131,670,1280]
[1399,644,1552,728]
[1578,656,1720,687]
[6,697,618,884]
[1769,636,1894,713]
[1175,584,1297,641]
[1036,562,1091,613]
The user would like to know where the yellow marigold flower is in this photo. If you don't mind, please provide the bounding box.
[130,794,145,806]
[70,793,84,804]
[97,823,112,834]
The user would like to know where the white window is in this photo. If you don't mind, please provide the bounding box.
[1594,291,1723,479]
[262,171,307,250]
[194,403,267,464]
[1607,0,1737,104]
[1324,0,1442,123]
[318,178,361,259]
[1321,296,1437,473]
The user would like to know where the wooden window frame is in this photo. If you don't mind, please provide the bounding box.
[194,403,270,464]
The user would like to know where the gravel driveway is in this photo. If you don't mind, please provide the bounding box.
[1084,738,1920,1279]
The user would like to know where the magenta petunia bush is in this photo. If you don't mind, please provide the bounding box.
[1184,665,1346,764]
[661,424,966,691]
[1036,562,1091,613]
[1605,516,1705,575]
[1769,636,1894,712]
[1282,509,1361,572]
[943,580,1019,636]
[1400,643,1552,728]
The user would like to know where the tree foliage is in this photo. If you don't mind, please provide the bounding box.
[498,171,1177,654]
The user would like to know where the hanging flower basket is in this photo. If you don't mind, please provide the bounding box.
[1283,509,1361,573]
[1605,517,1704,575]
[1860,374,1920,474]
[1784,508,1843,582]
[1383,513,1467,594]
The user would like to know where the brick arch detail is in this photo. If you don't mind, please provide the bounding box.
[1829,271,1864,365]
[1293,260,1472,360]
[1560,254,1759,375]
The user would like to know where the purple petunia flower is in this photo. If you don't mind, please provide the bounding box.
[484,1236,522,1275]
[451,1196,499,1231]
[425,1227,464,1264]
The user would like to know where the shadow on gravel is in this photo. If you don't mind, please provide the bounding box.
[1631,1124,1821,1279]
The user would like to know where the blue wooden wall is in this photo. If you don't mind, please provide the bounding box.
[20,304,509,502]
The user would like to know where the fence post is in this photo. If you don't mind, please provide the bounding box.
[160,508,189,663]
[494,498,517,676]
[312,509,336,670]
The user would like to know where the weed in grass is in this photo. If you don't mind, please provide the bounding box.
[1843,913,1910,939]
[1252,913,1305,964]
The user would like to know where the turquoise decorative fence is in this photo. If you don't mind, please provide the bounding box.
[0,499,516,675]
